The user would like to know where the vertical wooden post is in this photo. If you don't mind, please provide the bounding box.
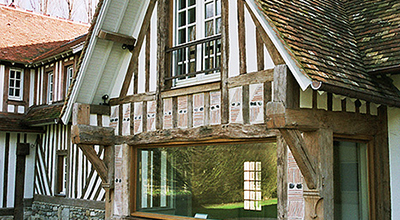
[273,64,299,109]
[277,136,288,220]
[14,142,30,219]
[220,0,230,124]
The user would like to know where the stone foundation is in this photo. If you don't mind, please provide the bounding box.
[25,202,105,220]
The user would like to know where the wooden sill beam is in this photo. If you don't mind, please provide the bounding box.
[98,29,136,46]
[71,123,278,146]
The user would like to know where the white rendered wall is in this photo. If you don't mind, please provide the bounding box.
[389,74,400,218]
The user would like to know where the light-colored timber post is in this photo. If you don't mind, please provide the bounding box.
[72,103,115,219]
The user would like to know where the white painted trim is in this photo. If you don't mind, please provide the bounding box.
[244,1,312,91]
[61,0,111,124]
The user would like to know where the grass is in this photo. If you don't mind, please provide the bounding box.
[203,198,277,210]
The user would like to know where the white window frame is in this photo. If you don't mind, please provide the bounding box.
[65,66,73,96]
[173,0,222,87]
[47,72,54,104]
[8,68,23,101]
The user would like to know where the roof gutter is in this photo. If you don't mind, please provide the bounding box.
[311,81,400,108]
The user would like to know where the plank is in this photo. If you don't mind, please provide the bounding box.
[78,145,108,183]
[110,92,156,105]
[221,0,230,124]
[90,104,110,115]
[273,64,299,109]
[276,135,288,219]
[237,0,247,74]
[256,28,265,71]
[71,124,115,146]
[97,29,136,45]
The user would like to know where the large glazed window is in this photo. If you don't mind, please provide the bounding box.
[8,69,23,101]
[136,143,277,219]
[334,141,369,220]
[168,0,222,87]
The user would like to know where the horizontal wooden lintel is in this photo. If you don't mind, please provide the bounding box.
[90,104,110,115]
[161,82,220,99]
[98,29,136,46]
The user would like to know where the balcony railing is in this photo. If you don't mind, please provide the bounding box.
[165,35,221,85]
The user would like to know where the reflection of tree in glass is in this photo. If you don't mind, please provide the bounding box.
[166,143,277,207]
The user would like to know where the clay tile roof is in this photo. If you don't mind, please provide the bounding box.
[256,0,400,105]
[0,4,89,64]
[23,103,64,125]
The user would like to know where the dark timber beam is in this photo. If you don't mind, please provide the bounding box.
[98,29,136,46]
[279,129,318,189]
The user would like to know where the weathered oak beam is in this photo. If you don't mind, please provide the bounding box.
[279,129,318,189]
[117,124,278,146]
[78,144,108,182]
[90,104,110,115]
[266,102,381,136]
[227,69,274,88]
[72,124,115,145]
[161,82,220,99]
[110,92,156,106]
[98,30,136,46]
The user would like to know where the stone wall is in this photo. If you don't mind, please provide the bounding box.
[25,202,105,220]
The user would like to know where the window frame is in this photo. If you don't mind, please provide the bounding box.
[65,65,74,97]
[130,139,278,220]
[8,68,24,101]
[47,71,54,104]
[171,0,222,88]
[56,150,68,196]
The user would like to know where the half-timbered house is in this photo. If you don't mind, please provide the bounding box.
[0,4,106,219]
[64,0,400,219]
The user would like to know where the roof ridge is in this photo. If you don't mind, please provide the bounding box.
[0,4,90,27]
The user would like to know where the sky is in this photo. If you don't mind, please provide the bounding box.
[0,0,98,23]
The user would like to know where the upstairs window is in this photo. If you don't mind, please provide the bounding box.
[48,72,54,104]
[168,0,222,87]
[8,69,23,101]
[56,152,68,195]
[65,66,74,96]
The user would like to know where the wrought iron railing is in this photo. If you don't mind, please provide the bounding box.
[165,35,221,84]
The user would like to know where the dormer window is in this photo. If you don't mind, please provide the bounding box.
[167,0,222,87]
[8,68,23,101]
[65,66,73,96]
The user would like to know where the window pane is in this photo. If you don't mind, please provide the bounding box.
[178,12,186,27]
[16,71,20,79]
[10,80,14,87]
[15,89,20,97]
[178,29,186,44]
[16,80,20,88]
[188,8,196,24]
[9,88,13,96]
[179,0,186,10]
[205,20,214,37]
[136,143,278,219]
[189,0,195,6]
[205,2,214,19]
[216,17,221,34]
[188,26,196,42]
[10,70,15,79]
[334,141,369,220]
[216,0,221,15]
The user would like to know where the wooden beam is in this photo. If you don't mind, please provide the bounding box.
[221,0,230,124]
[227,69,274,88]
[120,0,157,97]
[71,124,115,145]
[98,30,136,46]
[78,144,108,182]
[117,124,278,146]
[90,104,110,115]
[276,135,288,219]
[237,0,247,74]
[273,64,299,109]
[266,102,382,136]
[161,82,220,99]
[279,129,318,189]
[244,1,284,65]
[110,92,156,105]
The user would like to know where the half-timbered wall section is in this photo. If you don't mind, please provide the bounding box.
[68,0,394,219]
[34,123,105,201]
[0,133,37,208]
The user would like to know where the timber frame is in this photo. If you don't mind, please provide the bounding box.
[70,0,392,219]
